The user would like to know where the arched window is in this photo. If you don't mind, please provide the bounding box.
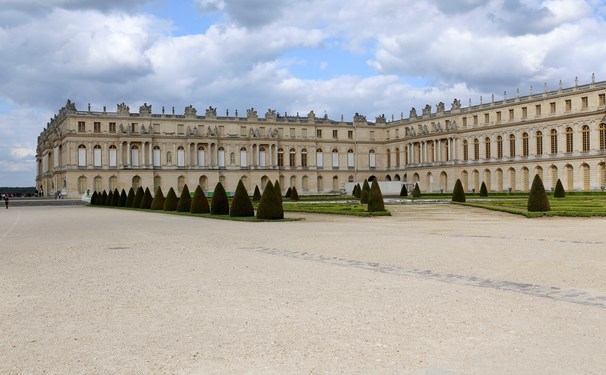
[484,137,491,159]
[301,149,308,167]
[566,127,573,153]
[240,147,247,167]
[93,145,102,167]
[315,149,323,168]
[131,145,139,167]
[317,176,324,192]
[522,133,529,157]
[78,144,86,167]
[550,129,558,154]
[289,148,296,167]
[277,148,284,167]
[600,123,606,150]
[199,175,208,191]
[152,146,161,167]
[497,136,503,158]
[473,138,479,160]
[331,149,339,168]
[197,146,205,167]
[218,147,225,167]
[395,148,400,167]
[582,125,590,152]
[332,176,339,192]
[132,176,141,190]
[509,134,515,157]
[462,140,469,161]
[369,150,376,168]
[94,176,102,192]
[109,176,117,191]
[536,131,543,155]
[109,145,117,167]
[302,175,309,191]
[78,176,87,194]
[177,146,185,167]
[347,149,354,168]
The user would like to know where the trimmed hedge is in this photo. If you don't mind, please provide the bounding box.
[480,181,488,197]
[367,179,386,212]
[100,190,108,206]
[105,191,113,206]
[211,182,229,215]
[257,181,284,220]
[177,184,191,212]
[125,188,135,207]
[412,183,421,198]
[528,174,550,212]
[252,185,261,202]
[119,189,128,207]
[190,185,210,213]
[90,191,98,205]
[360,179,370,204]
[400,184,408,197]
[111,189,120,206]
[230,180,254,217]
[285,187,292,198]
[290,186,300,201]
[554,179,565,198]
[140,187,153,209]
[163,187,178,211]
[452,179,466,202]
[274,180,283,204]
[151,187,165,210]
[132,187,144,208]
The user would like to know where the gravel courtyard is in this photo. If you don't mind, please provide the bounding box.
[1,205,605,374]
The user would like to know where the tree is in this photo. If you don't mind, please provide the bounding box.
[100,190,108,206]
[257,181,284,219]
[412,183,421,198]
[252,185,261,202]
[125,188,135,207]
[163,187,178,211]
[211,182,229,215]
[132,187,144,208]
[230,180,255,217]
[105,190,113,206]
[479,181,488,197]
[528,174,550,212]
[290,186,300,201]
[119,189,128,206]
[111,188,120,206]
[274,180,283,204]
[360,179,370,204]
[367,179,386,212]
[285,187,292,198]
[352,184,359,197]
[554,179,566,198]
[353,183,361,198]
[177,184,191,212]
[151,187,165,210]
[400,184,408,197]
[452,179,466,202]
[140,187,153,209]
[90,191,98,205]
[190,185,210,213]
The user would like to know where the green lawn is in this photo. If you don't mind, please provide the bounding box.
[282,202,391,216]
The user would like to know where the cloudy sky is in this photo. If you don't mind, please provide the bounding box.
[1,0,605,186]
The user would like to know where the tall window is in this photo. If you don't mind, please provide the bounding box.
[395,148,400,167]
[331,149,339,168]
[582,125,590,152]
[316,149,323,168]
[347,149,354,168]
[93,145,102,167]
[473,138,479,160]
[78,144,86,166]
[509,134,516,157]
[153,146,161,167]
[289,148,296,167]
[78,121,86,132]
[177,146,185,167]
[536,131,543,155]
[386,149,391,167]
[277,148,284,167]
[218,147,225,167]
[301,149,308,167]
[109,145,117,167]
[240,147,247,167]
[78,176,87,194]
[131,145,140,167]
[485,137,491,159]
[197,146,205,167]
[259,147,266,167]
[566,127,573,153]
[522,133,529,157]
[369,150,376,168]
[109,122,116,133]
[497,136,503,158]
[462,140,469,161]
[550,129,558,154]
[94,122,101,133]
[600,124,606,150]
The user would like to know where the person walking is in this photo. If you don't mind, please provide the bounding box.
[4,196,8,209]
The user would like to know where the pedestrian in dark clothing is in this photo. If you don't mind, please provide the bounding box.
[4,196,8,209]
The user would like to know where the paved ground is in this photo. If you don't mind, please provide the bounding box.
[1,205,605,374]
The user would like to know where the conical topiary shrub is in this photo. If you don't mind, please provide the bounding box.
[140,187,153,209]
[400,184,408,197]
[252,185,261,202]
[90,191,98,205]
[163,187,178,211]
[274,180,283,204]
[111,188,120,206]
[367,179,386,212]
[190,185,210,213]
[452,179,466,202]
[257,181,284,220]
[125,188,135,208]
[554,178,565,198]
[360,179,370,204]
[177,184,191,212]
[285,187,292,198]
[119,189,127,207]
[211,182,229,215]
[352,184,358,197]
[354,183,361,198]
[528,174,550,212]
[290,186,300,201]
[479,181,488,197]
[230,180,254,217]
[100,190,108,206]
[105,190,113,206]
[132,187,144,208]
[151,187,165,210]
[412,183,421,198]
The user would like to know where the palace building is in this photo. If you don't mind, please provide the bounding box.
[36,77,606,198]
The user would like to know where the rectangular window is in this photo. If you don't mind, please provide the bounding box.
[332,130,338,139]
[473,115,478,126]
[218,126,224,135]
[566,99,572,111]
[302,128,307,138]
[332,152,339,168]
[347,152,354,168]
[496,112,501,122]
[316,129,322,138]
[522,107,527,119]
[523,136,529,157]
[178,124,184,134]
[386,130,390,139]
[109,122,116,133]
[109,148,117,167]
[260,127,265,137]
[599,94,606,107]
[369,131,374,140]
[536,135,543,155]
[93,147,101,167]
[131,123,137,133]
[395,129,399,138]
[290,128,296,137]
[535,105,541,116]
[316,151,323,167]
[484,113,489,124]
[94,122,101,133]
[240,126,247,136]
[153,124,160,133]
[153,148,160,167]
[550,102,556,114]
[78,121,85,132]
[348,130,353,139]
[582,96,588,109]
[462,117,467,127]
[369,152,376,168]
[509,109,514,120]
[485,141,491,159]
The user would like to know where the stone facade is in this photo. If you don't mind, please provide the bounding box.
[36,79,606,198]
